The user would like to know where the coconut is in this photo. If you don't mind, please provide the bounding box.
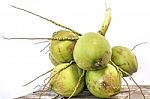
[111,46,138,77]
[49,30,78,65]
[50,63,85,97]
[73,32,112,70]
[85,64,122,98]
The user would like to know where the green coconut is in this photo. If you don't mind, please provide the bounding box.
[111,46,138,77]
[73,32,112,70]
[50,63,85,97]
[85,64,122,98]
[49,30,78,65]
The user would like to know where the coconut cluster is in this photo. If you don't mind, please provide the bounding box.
[49,30,138,98]
[7,4,142,99]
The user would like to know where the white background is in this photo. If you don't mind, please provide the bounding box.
[0,0,150,99]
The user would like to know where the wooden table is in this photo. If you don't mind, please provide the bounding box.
[15,85,150,99]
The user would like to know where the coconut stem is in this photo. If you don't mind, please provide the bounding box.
[68,70,85,99]
[120,70,145,99]
[131,42,148,51]
[129,76,145,99]
[110,61,145,99]
[40,43,50,52]
[123,77,131,99]
[3,36,78,54]
[23,68,53,87]
[34,40,49,44]
[3,36,79,41]
[98,2,111,36]
[11,5,82,36]
[48,61,75,84]
[34,78,50,91]
[34,76,50,90]
[39,82,48,99]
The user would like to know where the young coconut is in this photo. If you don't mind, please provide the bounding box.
[49,30,79,65]
[49,62,85,97]
[73,32,112,70]
[111,46,138,77]
[85,64,122,98]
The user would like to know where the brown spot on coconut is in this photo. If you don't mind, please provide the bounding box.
[73,32,112,70]
[85,64,122,98]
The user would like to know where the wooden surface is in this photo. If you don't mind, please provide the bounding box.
[15,85,150,99]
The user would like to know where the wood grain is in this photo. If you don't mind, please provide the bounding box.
[15,85,150,99]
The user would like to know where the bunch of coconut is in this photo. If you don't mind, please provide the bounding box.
[48,27,139,99]
[5,5,140,98]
